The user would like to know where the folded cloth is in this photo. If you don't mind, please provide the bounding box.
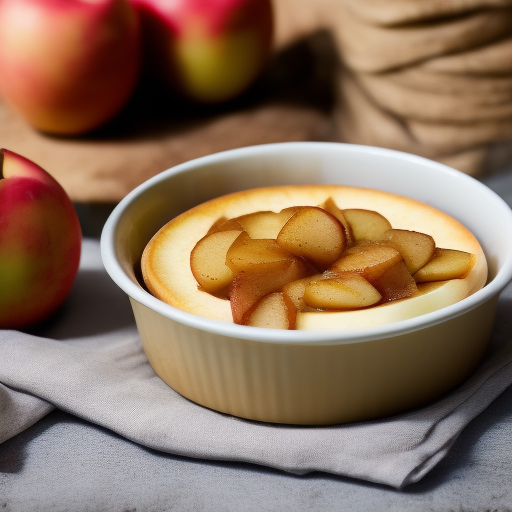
[418,36,512,75]
[334,69,512,175]
[376,67,512,95]
[316,0,512,176]
[331,7,512,73]
[339,0,512,25]
[1,238,512,489]
[356,72,512,123]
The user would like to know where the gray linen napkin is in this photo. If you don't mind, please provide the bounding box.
[1,238,512,489]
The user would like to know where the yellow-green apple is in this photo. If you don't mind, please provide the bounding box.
[0,0,140,135]
[131,0,273,103]
[0,149,82,328]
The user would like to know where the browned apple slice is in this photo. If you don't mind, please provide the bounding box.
[330,243,403,282]
[342,209,392,242]
[414,248,476,283]
[190,229,242,296]
[319,197,354,246]
[380,229,436,275]
[229,256,313,324]
[303,273,382,310]
[276,206,346,269]
[282,274,323,311]
[373,260,417,302]
[245,292,297,329]
[231,209,299,239]
[226,231,297,274]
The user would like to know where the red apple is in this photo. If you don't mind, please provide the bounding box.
[132,0,273,103]
[0,149,82,328]
[0,0,141,135]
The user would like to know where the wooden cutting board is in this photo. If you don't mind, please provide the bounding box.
[0,34,337,204]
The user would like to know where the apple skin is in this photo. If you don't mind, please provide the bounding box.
[0,149,82,329]
[0,0,141,135]
[132,0,273,103]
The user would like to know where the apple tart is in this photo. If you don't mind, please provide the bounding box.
[141,185,487,330]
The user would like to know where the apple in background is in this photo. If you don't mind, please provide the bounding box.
[0,0,140,135]
[0,149,82,329]
[132,0,273,103]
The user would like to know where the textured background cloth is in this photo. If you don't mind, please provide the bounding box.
[275,0,512,175]
[1,238,512,489]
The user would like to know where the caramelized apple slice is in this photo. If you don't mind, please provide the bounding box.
[330,244,403,282]
[232,209,299,239]
[282,274,323,311]
[381,229,436,274]
[229,257,313,324]
[303,273,382,310]
[276,206,346,269]
[245,292,297,329]
[190,229,242,296]
[414,248,476,283]
[319,197,354,246]
[226,231,297,274]
[373,260,417,302]
[342,209,392,242]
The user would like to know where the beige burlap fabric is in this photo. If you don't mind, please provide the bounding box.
[331,7,512,73]
[274,0,512,175]
[318,0,512,175]
[334,69,504,175]
[419,37,512,75]
[339,0,512,25]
